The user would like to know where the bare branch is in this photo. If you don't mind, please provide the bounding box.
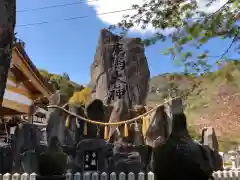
[219,35,238,60]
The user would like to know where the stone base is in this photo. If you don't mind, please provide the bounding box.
[36,175,65,180]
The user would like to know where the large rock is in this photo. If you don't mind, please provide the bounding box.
[0,144,12,173]
[46,105,84,147]
[145,98,184,147]
[12,123,42,173]
[89,29,150,140]
[85,99,106,139]
[202,127,218,151]
[90,29,150,107]
[201,127,223,171]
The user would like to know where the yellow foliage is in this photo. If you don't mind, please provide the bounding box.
[39,69,50,79]
[68,88,92,105]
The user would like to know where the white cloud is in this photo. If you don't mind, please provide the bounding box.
[87,0,229,34]
[87,0,153,33]
[197,0,228,13]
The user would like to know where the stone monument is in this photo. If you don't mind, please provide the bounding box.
[89,28,150,139]
[201,127,223,171]
[89,29,150,172]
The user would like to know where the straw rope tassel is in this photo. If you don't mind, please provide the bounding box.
[65,115,70,128]
[104,125,108,140]
[124,123,128,137]
[145,115,150,130]
[142,116,150,137]
[142,117,147,137]
[83,122,87,135]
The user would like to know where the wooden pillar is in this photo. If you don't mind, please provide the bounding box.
[0,0,16,104]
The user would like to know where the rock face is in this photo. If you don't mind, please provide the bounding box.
[90,29,150,108]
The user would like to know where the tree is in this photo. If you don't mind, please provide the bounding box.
[59,79,74,98]
[68,87,92,106]
[62,72,70,80]
[39,69,51,79]
[0,0,16,104]
[39,69,78,98]
[110,0,240,75]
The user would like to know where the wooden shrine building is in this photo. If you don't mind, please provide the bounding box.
[0,42,54,116]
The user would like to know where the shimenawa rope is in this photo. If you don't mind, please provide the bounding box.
[47,96,180,126]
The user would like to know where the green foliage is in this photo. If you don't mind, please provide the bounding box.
[111,0,240,74]
[39,69,84,98]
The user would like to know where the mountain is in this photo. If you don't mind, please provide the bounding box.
[147,60,240,151]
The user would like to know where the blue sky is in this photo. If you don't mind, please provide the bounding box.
[16,0,239,86]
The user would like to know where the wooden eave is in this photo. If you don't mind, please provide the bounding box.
[12,44,54,99]
[1,43,54,116]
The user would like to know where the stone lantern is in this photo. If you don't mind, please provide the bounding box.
[228,150,237,169]
[235,146,240,168]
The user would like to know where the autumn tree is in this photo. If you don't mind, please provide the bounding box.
[68,87,92,106]
[39,69,83,98]
[111,0,240,74]
[0,0,16,103]
[59,79,75,98]
[39,69,51,79]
